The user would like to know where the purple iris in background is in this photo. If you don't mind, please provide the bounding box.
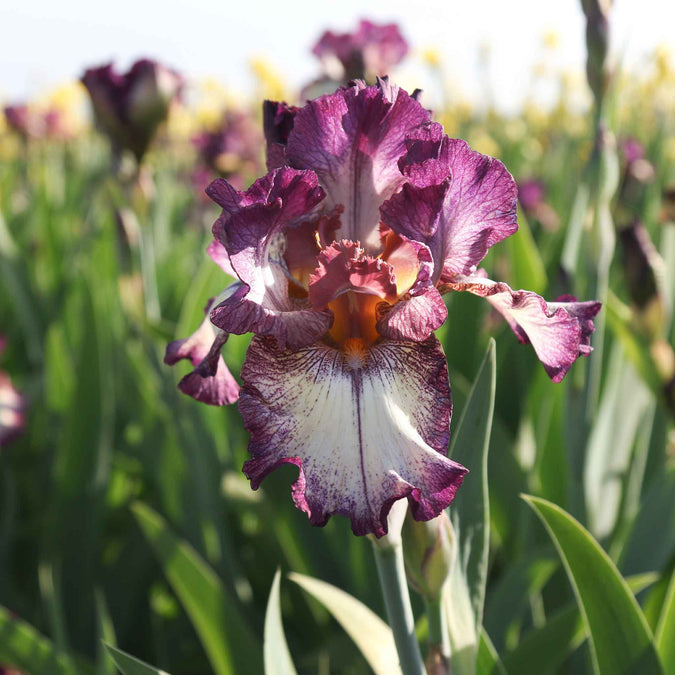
[167,79,600,536]
[192,110,262,191]
[81,59,183,164]
[313,19,409,82]
[0,337,25,448]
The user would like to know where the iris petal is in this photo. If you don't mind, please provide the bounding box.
[239,335,466,537]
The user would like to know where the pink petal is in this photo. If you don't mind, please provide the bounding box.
[447,274,601,382]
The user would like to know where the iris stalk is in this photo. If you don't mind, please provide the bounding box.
[371,537,426,675]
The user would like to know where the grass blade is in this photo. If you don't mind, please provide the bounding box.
[104,644,170,675]
[264,570,297,675]
[132,502,261,675]
[446,339,496,674]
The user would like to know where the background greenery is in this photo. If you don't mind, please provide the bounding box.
[0,37,674,674]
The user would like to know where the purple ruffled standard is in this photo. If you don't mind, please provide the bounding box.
[81,58,183,162]
[167,79,600,537]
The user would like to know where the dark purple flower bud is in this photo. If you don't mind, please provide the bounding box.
[619,220,665,315]
[81,58,184,163]
[312,19,409,81]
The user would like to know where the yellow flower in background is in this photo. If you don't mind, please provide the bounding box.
[654,44,674,84]
[420,46,442,69]
[467,129,500,158]
[40,81,89,135]
[542,29,560,51]
[249,56,287,101]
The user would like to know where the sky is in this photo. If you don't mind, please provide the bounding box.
[1,0,673,111]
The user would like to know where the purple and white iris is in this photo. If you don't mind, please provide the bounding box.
[167,79,600,537]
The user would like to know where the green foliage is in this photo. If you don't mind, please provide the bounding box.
[446,340,496,674]
[524,496,663,674]
[264,570,297,675]
[0,53,673,675]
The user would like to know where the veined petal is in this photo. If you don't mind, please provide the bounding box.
[447,274,601,382]
[164,290,240,406]
[376,286,447,342]
[286,80,431,254]
[239,335,467,537]
[382,128,518,281]
[208,167,332,349]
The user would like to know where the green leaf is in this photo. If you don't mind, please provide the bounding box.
[523,496,662,674]
[655,569,675,672]
[502,573,658,675]
[507,208,547,295]
[264,570,297,675]
[104,644,170,675]
[477,629,506,675]
[619,466,675,576]
[95,590,117,675]
[605,292,663,397]
[132,502,261,675]
[584,346,652,540]
[288,572,400,675]
[484,552,557,652]
[446,340,496,675]
[0,605,94,675]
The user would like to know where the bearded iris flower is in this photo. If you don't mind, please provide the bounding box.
[168,79,600,537]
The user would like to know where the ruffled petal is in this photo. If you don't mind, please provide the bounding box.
[382,126,518,281]
[208,167,332,349]
[447,275,601,382]
[375,232,447,341]
[286,80,431,253]
[165,293,240,406]
[239,335,467,537]
[308,240,398,308]
[376,286,447,342]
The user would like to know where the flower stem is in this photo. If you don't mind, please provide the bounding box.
[425,595,450,671]
[371,539,426,675]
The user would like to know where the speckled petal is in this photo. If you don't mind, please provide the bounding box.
[447,274,601,382]
[286,80,431,253]
[239,335,466,537]
[382,128,518,282]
